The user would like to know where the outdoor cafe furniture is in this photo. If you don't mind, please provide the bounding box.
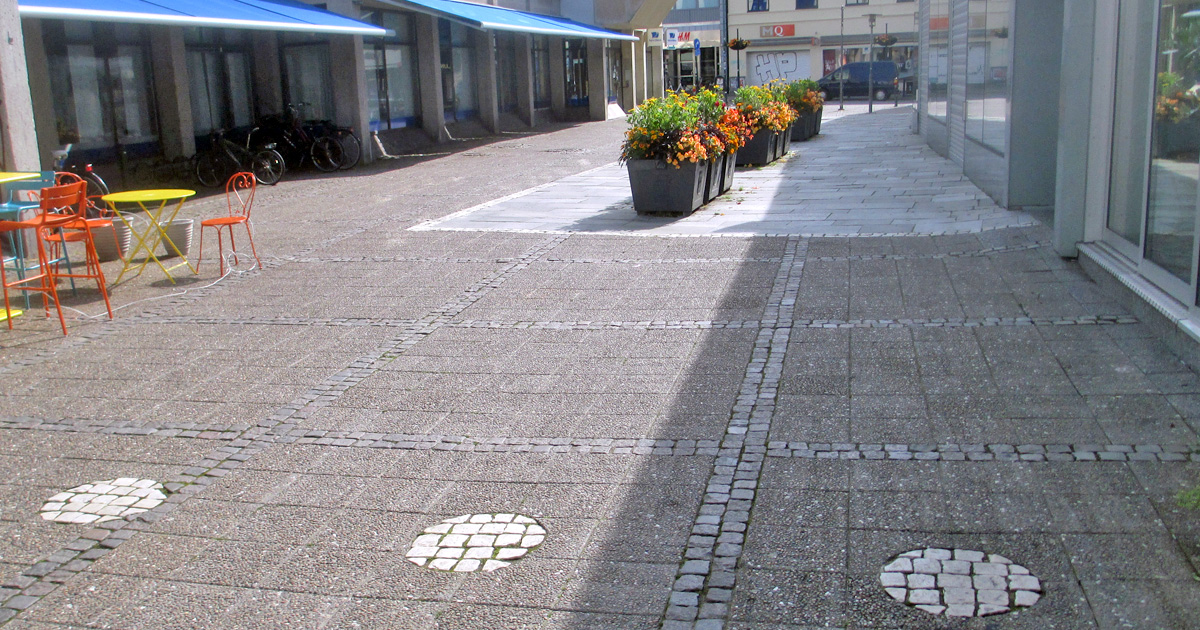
[197,172,262,275]
[0,181,87,335]
[39,181,114,320]
[101,189,197,285]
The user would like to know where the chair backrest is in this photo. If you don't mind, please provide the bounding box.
[226,172,256,220]
[54,171,108,218]
[39,181,87,219]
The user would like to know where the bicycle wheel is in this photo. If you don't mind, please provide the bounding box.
[82,170,109,197]
[310,136,344,172]
[195,152,232,188]
[251,149,286,185]
[337,131,361,170]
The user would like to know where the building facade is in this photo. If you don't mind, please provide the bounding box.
[726,0,919,87]
[917,0,1200,364]
[0,0,676,177]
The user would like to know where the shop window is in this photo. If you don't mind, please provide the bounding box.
[564,39,588,107]
[1145,0,1200,283]
[439,20,477,121]
[45,21,159,161]
[185,29,254,137]
[281,33,335,122]
[362,11,420,130]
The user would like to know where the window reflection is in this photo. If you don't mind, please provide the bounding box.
[1146,0,1200,282]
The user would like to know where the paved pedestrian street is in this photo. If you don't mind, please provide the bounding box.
[0,107,1197,629]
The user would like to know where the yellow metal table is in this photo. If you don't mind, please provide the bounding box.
[102,189,197,284]
[0,172,39,185]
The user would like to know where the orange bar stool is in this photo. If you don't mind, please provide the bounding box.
[197,172,262,275]
[39,181,114,320]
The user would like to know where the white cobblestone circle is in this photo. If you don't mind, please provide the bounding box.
[40,478,166,524]
[405,513,545,573]
[879,548,1042,617]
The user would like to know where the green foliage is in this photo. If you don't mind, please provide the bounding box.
[620,93,700,163]
[1179,481,1200,511]
[1160,71,1184,97]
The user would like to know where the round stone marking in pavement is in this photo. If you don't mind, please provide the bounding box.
[405,513,545,573]
[879,548,1042,617]
[40,478,166,524]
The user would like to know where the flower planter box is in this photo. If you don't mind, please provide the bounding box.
[704,155,730,203]
[792,112,812,142]
[721,151,737,192]
[736,127,777,166]
[814,105,823,135]
[805,110,818,138]
[627,159,708,216]
[780,125,792,157]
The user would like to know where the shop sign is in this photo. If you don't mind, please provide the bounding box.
[759,24,795,38]
[648,29,664,47]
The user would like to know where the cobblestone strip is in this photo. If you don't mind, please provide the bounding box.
[288,256,518,264]
[0,235,571,626]
[142,316,422,328]
[0,416,247,439]
[765,441,1200,462]
[5,416,1192,464]
[808,242,1048,262]
[440,315,1137,331]
[539,257,784,264]
[662,236,804,630]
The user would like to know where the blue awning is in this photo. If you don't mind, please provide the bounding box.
[18,0,388,35]
[375,0,638,41]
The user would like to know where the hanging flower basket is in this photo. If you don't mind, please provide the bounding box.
[729,38,750,51]
[874,34,897,48]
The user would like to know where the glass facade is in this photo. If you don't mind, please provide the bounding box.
[440,20,478,120]
[44,21,159,160]
[564,39,589,108]
[282,40,335,121]
[925,0,949,127]
[185,29,253,137]
[1146,0,1200,283]
[1105,0,1200,302]
[963,0,1010,154]
[362,11,420,130]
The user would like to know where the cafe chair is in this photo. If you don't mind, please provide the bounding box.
[0,171,57,309]
[197,172,262,275]
[38,181,114,321]
[0,185,80,335]
[51,171,120,276]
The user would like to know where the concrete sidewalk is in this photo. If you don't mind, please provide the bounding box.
[0,107,1196,630]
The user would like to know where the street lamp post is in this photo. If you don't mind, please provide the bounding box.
[838,6,845,111]
[867,13,878,113]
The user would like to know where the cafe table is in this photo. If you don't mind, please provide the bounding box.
[101,189,196,284]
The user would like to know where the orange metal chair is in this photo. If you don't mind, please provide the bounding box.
[0,185,81,335]
[48,171,119,293]
[197,172,261,275]
[38,181,114,320]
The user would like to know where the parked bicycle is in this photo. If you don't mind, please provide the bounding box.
[52,144,110,216]
[249,104,356,172]
[194,129,286,187]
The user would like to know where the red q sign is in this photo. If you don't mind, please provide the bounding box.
[760,24,795,38]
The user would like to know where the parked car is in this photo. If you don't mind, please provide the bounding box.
[817,61,900,100]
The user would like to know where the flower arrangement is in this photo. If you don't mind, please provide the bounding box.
[734,84,798,133]
[781,79,824,114]
[1156,71,1199,124]
[729,37,750,50]
[621,90,753,167]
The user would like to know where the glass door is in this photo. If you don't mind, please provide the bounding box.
[1105,0,1200,307]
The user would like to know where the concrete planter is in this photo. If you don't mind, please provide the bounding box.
[90,222,132,262]
[626,159,708,216]
[737,127,777,166]
[157,219,194,259]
